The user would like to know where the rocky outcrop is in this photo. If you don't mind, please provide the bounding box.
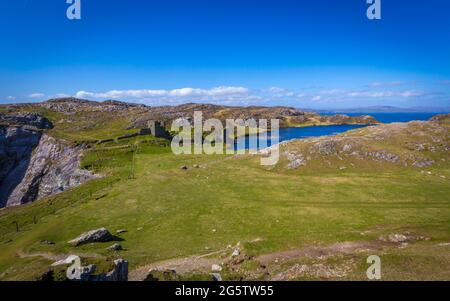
[68,259,128,281]
[0,112,53,129]
[0,113,96,208]
[3,134,97,207]
[101,259,129,281]
[430,114,450,123]
[39,98,147,113]
[279,116,450,170]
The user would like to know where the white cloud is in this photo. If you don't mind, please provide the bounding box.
[75,86,251,104]
[50,85,436,107]
[28,93,45,98]
[398,90,422,97]
[7,96,15,100]
[207,86,250,96]
[264,87,295,97]
[347,90,423,98]
[265,87,287,93]
[369,81,404,87]
[54,93,70,98]
[318,89,345,96]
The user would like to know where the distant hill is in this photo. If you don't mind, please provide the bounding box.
[311,106,450,114]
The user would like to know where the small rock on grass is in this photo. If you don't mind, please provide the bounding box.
[40,240,55,245]
[211,264,222,272]
[387,234,408,243]
[108,243,123,251]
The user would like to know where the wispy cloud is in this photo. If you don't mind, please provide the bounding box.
[347,90,423,98]
[6,96,15,100]
[263,87,295,97]
[28,93,45,98]
[53,93,70,98]
[369,81,405,87]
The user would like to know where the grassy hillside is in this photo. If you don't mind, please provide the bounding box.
[1,98,378,145]
[0,116,449,280]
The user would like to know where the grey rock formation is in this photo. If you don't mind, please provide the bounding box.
[3,134,97,207]
[314,141,336,155]
[99,259,129,281]
[367,150,399,163]
[412,158,435,168]
[69,228,114,246]
[0,113,95,208]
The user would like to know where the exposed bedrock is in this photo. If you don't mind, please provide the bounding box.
[0,114,96,208]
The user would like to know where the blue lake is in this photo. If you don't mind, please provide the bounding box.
[235,112,444,150]
[235,124,367,150]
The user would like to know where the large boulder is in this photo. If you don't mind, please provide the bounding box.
[68,228,114,246]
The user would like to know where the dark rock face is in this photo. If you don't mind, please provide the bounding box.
[0,126,42,207]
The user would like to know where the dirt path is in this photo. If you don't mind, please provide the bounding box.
[16,250,62,261]
[256,240,390,266]
[16,250,103,262]
[129,239,396,281]
[129,255,220,281]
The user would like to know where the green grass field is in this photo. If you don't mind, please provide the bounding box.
[0,133,449,280]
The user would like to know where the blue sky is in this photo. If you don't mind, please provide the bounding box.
[0,0,449,108]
